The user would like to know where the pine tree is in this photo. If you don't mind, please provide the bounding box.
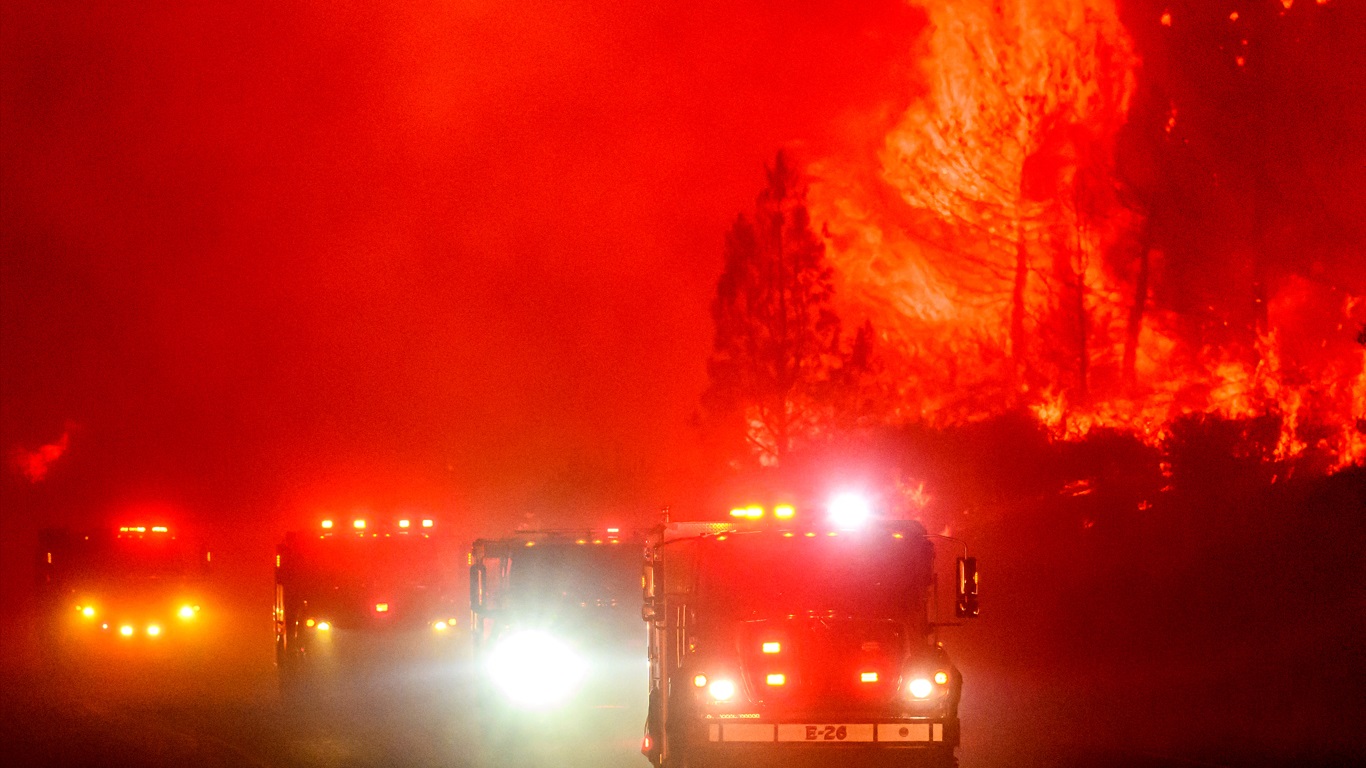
[701,152,844,466]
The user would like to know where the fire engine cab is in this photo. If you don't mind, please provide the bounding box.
[274,516,463,696]
[37,524,211,651]
[468,528,648,750]
[640,495,980,768]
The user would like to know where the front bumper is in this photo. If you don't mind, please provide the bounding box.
[704,719,949,744]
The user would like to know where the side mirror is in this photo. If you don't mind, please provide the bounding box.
[641,562,657,622]
[469,563,486,613]
[956,556,980,618]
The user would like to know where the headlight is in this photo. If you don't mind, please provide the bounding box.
[707,678,736,702]
[908,677,934,699]
[485,630,587,709]
[178,604,198,620]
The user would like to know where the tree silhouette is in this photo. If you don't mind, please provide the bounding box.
[701,152,845,466]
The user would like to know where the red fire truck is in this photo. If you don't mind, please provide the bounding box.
[640,494,979,768]
[37,524,212,651]
[274,515,463,696]
[468,528,648,754]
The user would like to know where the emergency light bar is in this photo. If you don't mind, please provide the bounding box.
[728,504,797,521]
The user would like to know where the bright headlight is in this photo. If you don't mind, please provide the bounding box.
[908,677,934,699]
[486,630,586,709]
[707,678,736,702]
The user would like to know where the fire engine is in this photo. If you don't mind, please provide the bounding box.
[640,494,980,768]
[36,524,212,650]
[468,528,648,750]
[274,515,463,696]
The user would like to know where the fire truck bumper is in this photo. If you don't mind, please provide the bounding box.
[676,719,957,768]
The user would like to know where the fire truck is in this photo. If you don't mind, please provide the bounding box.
[274,515,464,696]
[468,528,648,752]
[640,494,980,768]
[36,524,212,651]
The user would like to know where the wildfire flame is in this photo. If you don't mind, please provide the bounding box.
[806,0,1365,471]
[11,426,72,483]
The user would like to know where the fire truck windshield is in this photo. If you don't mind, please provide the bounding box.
[69,535,199,582]
[297,536,452,589]
[507,544,639,607]
[695,532,932,621]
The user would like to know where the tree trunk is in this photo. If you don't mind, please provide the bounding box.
[1011,220,1028,381]
[1122,220,1153,391]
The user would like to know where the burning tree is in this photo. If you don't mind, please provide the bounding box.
[701,152,866,466]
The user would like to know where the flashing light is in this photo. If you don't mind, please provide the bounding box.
[151,526,168,533]
[305,618,316,627]
[353,519,366,530]
[146,624,162,637]
[861,672,879,683]
[399,519,411,529]
[708,679,736,701]
[774,505,795,520]
[766,674,786,686]
[761,642,781,654]
[744,505,763,520]
[433,621,449,631]
[178,605,196,620]
[80,606,96,618]
[693,674,708,688]
[316,621,331,631]
[486,630,587,709]
[829,492,873,530]
[908,677,934,699]
[321,519,334,529]
[422,519,434,528]
[119,625,134,637]
[375,602,389,613]
[934,671,949,685]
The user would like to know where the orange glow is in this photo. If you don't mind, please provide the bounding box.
[861,672,878,683]
[119,625,134,637]
[305,618,315,627]
[762,642,781,654]
[321,519,333,529]
[766,674,786,686]
[375,602,389,613]
[934,671,950,685]
[399,519,410,528]
[353,519,366,530]
[693,674,708,687]
[421,519,434,528]
[1160,10,1172,26]
[81,606,95,618]
[774,504,795,519]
